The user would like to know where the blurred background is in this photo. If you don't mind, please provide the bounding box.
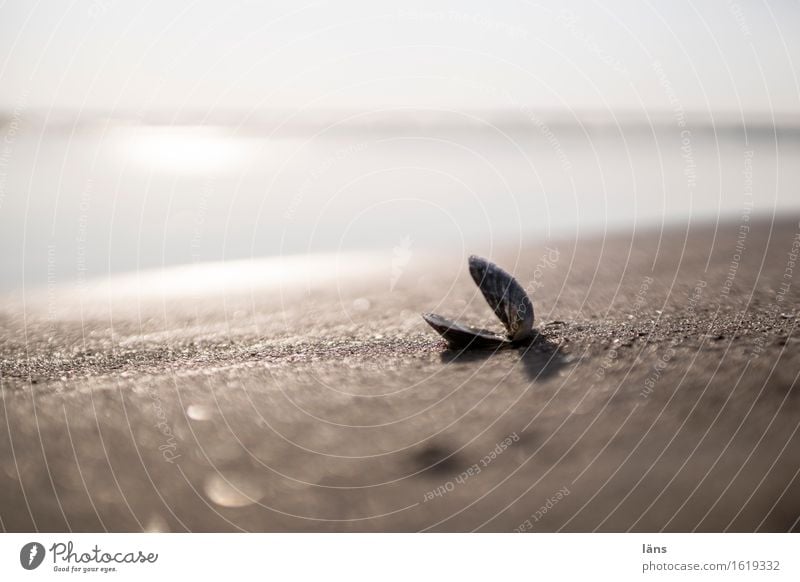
[1,0,798,292]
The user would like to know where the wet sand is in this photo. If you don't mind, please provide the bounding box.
[1,218,799,532]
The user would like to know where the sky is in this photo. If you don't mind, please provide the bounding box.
[1,0,798,117]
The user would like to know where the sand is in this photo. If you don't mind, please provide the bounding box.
[1,217,799,532]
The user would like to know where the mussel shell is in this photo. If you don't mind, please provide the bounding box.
[421,312,510,350]
[468,256,534,342]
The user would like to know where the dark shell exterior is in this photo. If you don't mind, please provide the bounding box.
[421,312,509,350]
[467,256,534,342]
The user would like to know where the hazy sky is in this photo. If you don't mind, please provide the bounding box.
[1,0,798,115]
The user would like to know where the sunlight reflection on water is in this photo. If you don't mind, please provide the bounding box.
[115,125,255,174]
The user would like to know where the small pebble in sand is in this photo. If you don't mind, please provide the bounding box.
[186,404,214,421]
[204,473,264,508]
[144,515,170,532]
[353,298,371,311]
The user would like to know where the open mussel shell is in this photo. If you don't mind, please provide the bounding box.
[421,256,536,349]
[468,255,534,342]
[421,312,510,350]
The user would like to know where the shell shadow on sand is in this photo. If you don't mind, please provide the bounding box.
[438,333,567,382]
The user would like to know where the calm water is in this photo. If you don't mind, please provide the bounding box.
[1,113,798,291]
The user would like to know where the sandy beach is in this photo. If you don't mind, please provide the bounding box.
[1,217,798,532]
